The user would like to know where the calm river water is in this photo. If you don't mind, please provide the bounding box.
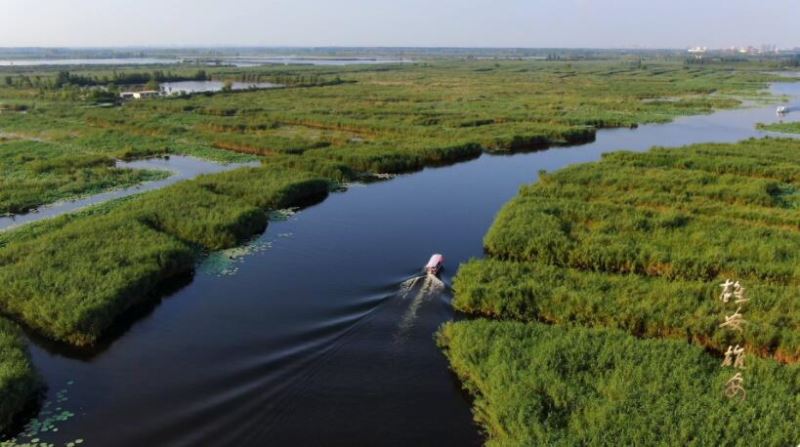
[5,82,800,446]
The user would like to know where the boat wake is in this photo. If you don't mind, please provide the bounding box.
[395,273,445,343]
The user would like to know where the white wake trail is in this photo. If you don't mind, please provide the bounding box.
[395,274,445,343]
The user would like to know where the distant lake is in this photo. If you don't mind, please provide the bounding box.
[0,57,413,68]
[160,80,283,94]
[0,58,180,67]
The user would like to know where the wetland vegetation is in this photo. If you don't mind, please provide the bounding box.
[442,138,800,445]
[439,320,800,446]
[758,120,800,134]
[0,165,329,346]
[0,57,795,435]
[0,140,169,215]
[0,61,779,211]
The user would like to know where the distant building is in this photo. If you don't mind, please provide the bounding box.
[119,90,160,100]
[761,44,778,54]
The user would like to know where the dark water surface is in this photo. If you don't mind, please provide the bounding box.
[7,82,800,446]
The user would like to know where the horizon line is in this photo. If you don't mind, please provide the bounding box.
[1,45,794,51]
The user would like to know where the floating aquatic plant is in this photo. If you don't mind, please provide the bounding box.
[1,382,84,447]
[199,239,273,277]
[268,207,298,221]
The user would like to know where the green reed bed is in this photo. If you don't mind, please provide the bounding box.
[0,61,780,212]
[757,121,800,134]
[0,140,168,215]
[484,140,800,284]
[438,320,800,447]
[0,59,787,431]
[453,259,800,360]
[485,195,800,283]
[0,164,330,346]
[445,138,800,444]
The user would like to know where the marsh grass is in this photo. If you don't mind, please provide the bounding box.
[446,138,800,444]
[0,140,168,215]
[0,60,780,211]
[0,165,330,346]
[757,121,800,134]
[472,138,800,356]
[0,60,788,429]
[438,320,800,447]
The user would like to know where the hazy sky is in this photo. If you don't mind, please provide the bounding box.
[1,0,797,49]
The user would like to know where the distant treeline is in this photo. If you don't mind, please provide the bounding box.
[3,69,211,89]
[685,54,800,67]
[54,69,211,88]
[226,72,346,87]
[3,69,350,93]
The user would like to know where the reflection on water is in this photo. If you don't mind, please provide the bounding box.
[9,82,800,446]
[0,156,259,231]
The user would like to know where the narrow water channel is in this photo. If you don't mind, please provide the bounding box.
[7,82,800,446]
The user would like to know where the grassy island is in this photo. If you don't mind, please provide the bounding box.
[757,121,800,135]
[442,137,800,445]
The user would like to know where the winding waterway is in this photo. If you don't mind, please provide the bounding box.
[6,82,800,446]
